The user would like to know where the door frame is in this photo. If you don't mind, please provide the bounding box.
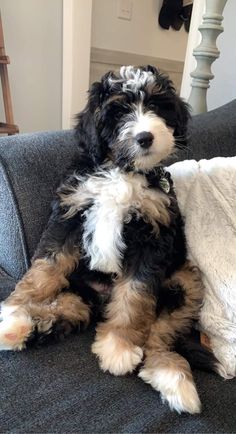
[62,0,92,129]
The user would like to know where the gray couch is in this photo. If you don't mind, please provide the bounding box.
[1,100,236,433]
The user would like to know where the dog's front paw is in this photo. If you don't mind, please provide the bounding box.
[92,331,143,376]
[0,305,33,351]
[139,366,201,414]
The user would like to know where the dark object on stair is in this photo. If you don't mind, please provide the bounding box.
[172,2,193,32]
[182,3,193,32]
[158,0,183,30]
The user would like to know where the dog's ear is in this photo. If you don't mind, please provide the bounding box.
[75,71,121,163]
[173,96,191,147]
[148,66,191,147]
[75,81,107,164]
[87,81,105,113]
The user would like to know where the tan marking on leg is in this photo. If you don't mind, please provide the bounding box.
[92,278,156,375]
[139,261,203,414]
[0,252,80,350]
[20,291,91,330]
[51,292,90,327]
[7,252,79,305]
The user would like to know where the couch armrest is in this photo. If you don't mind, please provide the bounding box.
[0,130,79,280]
[187,99,236,161]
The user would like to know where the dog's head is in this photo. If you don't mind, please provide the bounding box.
[75,65,190,170]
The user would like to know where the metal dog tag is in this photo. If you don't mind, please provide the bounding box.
[159,177,170,194]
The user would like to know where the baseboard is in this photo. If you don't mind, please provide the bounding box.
[90,47,184,92]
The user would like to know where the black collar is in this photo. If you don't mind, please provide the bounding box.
[135,166,172,194]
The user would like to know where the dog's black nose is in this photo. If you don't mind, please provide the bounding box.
[136,132,154,149]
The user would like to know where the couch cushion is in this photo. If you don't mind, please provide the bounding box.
[188,99,236,161]
[0,272,16,301]
[169,99,236,164]
[1,323,236,433]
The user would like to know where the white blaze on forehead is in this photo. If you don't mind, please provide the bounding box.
[109,66,155,93]
[119,104,164,140]
[134,115,175,170]
[132,105,162,135]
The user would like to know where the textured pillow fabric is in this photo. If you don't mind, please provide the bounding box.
[169,157,236,378]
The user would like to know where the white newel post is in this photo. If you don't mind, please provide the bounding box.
[188,0,228,115]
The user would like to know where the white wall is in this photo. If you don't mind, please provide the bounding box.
[207,0,236,110]
[92,0,188,61]
[0,0,63,133]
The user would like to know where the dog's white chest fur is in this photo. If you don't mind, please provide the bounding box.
[61,168,170,274]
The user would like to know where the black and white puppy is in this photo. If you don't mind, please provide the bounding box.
[0,66,220,414]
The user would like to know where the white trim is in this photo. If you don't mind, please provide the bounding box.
[90,47,184,93]
[90,47,184,72]
[62,0,92,130]
[62,0,73,129]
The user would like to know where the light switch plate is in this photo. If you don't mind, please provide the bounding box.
[117,0,133,21]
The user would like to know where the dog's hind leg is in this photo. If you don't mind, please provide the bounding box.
[0,197,88,350]
[0,290,91,349]
[139,261,203,414]
[29,291,91,344]
[0,250,89,350]
[92,278,156,376]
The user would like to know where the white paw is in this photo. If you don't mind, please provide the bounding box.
[91,332,143,376]
[0,305,33,350]
[139,366,201,414]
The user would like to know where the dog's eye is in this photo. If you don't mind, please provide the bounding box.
[146,99,158,111]
[108,101,130,117]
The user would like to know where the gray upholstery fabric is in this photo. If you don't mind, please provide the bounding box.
[188,99,236,161]
[0,130,79,280]
[173,99,236,163]
[0,272,15,301]
[0,289,235,433]
[1,100,236,433]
